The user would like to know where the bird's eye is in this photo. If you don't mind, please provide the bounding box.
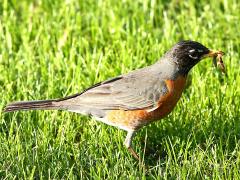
[188,49,198,60]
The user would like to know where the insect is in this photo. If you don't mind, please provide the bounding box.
[212,51,226,74]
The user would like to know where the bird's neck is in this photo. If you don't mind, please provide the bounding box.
[155,59,189,79]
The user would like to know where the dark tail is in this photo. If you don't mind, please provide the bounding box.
[4,100,60,112]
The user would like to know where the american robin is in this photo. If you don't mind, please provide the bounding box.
[4,40,224,160]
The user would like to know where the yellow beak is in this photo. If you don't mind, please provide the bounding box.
[202,50,225,58]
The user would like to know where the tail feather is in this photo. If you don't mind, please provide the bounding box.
[4,100,60,112]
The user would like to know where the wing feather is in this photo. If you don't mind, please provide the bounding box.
[61,69,168,111]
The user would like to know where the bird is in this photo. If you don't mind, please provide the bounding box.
[4,40,224,160]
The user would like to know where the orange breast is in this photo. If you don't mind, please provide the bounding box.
[152,75,187,119]
[106,76,187,130]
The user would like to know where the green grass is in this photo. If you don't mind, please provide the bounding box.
[1,0,240,179]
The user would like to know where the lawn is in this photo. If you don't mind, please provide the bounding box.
[0,0,240,179]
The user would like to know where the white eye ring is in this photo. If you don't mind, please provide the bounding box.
[188,49,198,60]
[189,54,198,59]
[189,49,203,53]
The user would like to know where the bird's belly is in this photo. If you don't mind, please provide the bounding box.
[105,76,187,130]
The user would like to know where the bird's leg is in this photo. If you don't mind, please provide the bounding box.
[128,146,140,160]
[124,130,140,161]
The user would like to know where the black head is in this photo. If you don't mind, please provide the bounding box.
[166,40,211,74]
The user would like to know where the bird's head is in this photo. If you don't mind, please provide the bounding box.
[166,40,224,74]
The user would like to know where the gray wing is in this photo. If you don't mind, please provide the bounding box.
[59,67,168,111]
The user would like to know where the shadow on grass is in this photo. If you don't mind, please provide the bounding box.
[137,112,240,166]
